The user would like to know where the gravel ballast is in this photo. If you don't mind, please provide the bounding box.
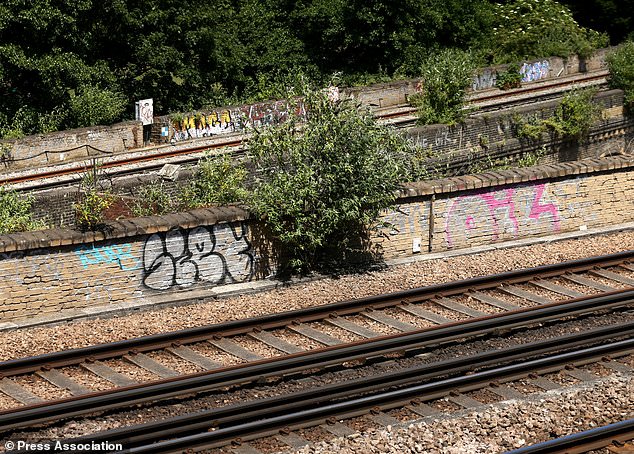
[286,374,634,454]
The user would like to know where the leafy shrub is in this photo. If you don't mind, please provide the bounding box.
[496,64,522,90]
[247,81,409,273]
[606,40,634,108]
[181,153,248,208]
[542,88,601,139]
[410,48,476,125]
[0,188,46,234]
[131,182,175,216]
[67,86,127,128]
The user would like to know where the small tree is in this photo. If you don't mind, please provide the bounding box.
[411,48,476,126]
[606,40,634,109]
[247,82,409,273]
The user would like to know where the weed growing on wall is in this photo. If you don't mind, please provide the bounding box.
[247,81,410,273]
[0,188,45,234]
[410,48,476,126]
[496,64,523,90]
[606,41,634,109]
[73,161,113,230]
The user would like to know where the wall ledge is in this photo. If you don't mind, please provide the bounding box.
[397,154,634,200]
[0,204,251,254]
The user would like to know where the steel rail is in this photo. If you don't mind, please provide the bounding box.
[60,322,634,454]
[1,288,633,432]
[1,250,631,378]
[0,71,608,189]
[505,418,634,454]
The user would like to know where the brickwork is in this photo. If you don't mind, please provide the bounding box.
[0,155,633,323]
[374,155,634,258]
[0,121,143,172]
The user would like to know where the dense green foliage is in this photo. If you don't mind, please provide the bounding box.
[0,188,45,234]
[410,48,476,125]
[606,41,634,109]
[246,83,410,273]
[1,0,623,138]
[181,153,248,208]
[73,163,113,230]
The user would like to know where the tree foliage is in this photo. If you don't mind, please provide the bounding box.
[606,40,634,108]
[0,0,621,138]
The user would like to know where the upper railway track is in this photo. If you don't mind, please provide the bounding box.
[0,69,609,192]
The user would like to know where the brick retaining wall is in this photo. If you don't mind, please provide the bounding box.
[0,155,632,323]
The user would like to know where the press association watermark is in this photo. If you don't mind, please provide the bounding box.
[4,440,123,452]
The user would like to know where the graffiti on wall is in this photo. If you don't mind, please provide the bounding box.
[171,100,306,142]
[521,60,550,82]
[445,183,561,247]
[142,223,254,290]
[381,203,430,237]
[472,69,497,91]
[75,243,140,271]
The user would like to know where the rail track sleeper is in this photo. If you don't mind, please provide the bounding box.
[468,291,520,311]
[123,353,179,378]
[0,379,43,404]
[531,281,586,298]
[247,332,305,354]
[289,325,342,346]
[447,393,485,409]
[432,297,488,317]
[406,402,440,417]
[80,361,137,387]
[563,274,617,292]
[207,339,265,362]
[362,311,418,332]
[325,318,380,339]
[487,383,525,400]
[564,367,601,382]
[600,359,632,373]
[35,370,90,395]
[369,412,402,427]
[399,304,453,324]
[321,421,356,437]
[621,264,634,272]
[275,432,311,449]
[165,345,223,370]
[501,285,553,305]
[528,376,562,391]
[231,443,264,454]
[590,269,634,286]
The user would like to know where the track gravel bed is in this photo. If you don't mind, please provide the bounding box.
[284,374,634,454]
[1,231,634,361]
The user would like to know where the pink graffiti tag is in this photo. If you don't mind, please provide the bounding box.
[529,184,561,231]
[445,188,518,247]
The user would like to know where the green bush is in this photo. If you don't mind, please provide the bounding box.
[181,153,248,208]
[496,64,522,90]
[410,48,476,126]
[247,81,409,273]
[606,40,634,108]
[542,88,601,139]
[131,182,175,216]
[67,86,127,128]
[73,162,113,230]
[0,188,45,234]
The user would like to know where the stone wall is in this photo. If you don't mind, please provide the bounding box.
[0,121,143,172]
[0,155,632,324]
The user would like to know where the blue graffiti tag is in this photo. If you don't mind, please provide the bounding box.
[75,243,140,271]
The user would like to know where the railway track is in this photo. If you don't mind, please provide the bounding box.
[1,70,609,192]
[0,252,632,432]
[59,323,634,454]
